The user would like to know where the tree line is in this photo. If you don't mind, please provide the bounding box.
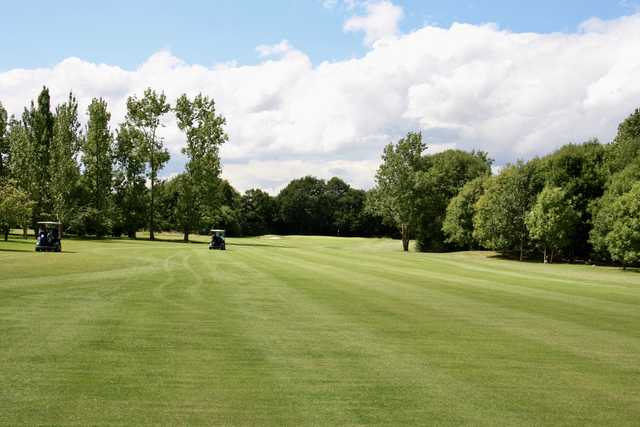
[369,109,640,268]
[1,87,639,267]
[0,87,393,242]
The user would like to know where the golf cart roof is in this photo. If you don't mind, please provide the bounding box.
[37,221,61,225]
[211,229,225,232]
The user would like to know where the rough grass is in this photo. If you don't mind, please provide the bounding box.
[1,234,639,425]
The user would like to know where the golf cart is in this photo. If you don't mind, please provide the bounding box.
[209,229,226,250]
[35,221,62,252]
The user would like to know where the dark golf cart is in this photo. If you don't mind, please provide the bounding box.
[35,221,62,252]
[209,229,226,250]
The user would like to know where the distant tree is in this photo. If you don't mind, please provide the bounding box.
[590,158,640,260]
[604,182,640,269]
[113,124,147,238]
[525,186,579,263]
[606,108,640,174]
[240,189,277,236]
[414,149,492,251]
[50,93,82,227]
[82,98,113,236]
[0,180,33,241]
[125,88,170,240]
[175,93,228,242]
[473,160,545,260]
[277,176,330,235]
[5,118,35,235]
[367,132,426,251]
[442,176,487,250]
[23,87,55,222]
[0,101,8,178]
[541,141,607,258]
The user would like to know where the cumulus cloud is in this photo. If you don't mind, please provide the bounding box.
[344,1,404,46]
[1,13,640,194]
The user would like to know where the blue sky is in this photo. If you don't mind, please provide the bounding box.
[1,1,639,192]
[1,0,635,71]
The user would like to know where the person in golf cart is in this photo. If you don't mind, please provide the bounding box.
[35,221,62,252]
[209,229,226,250]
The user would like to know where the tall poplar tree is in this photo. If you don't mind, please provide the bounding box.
[83,98,113,236]
[175,93,228,241]
[125,88,170,241]
[51,93,81,226]
[0,101,8,178]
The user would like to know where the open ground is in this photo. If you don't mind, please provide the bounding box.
[1,235,639,425]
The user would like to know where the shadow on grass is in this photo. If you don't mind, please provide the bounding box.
[0,248,32,253]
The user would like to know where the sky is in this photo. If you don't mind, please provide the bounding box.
[1,0,640,193]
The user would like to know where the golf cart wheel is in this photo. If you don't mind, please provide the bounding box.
[221,244,226,251]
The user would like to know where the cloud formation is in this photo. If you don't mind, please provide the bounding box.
[344,1,404,46]
[1,10,640,194]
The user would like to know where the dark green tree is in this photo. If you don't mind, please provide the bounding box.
[82,98,113,236]
[50,93,82,227]
[240,189,277,236]
[604,182,640,268]
[442,176,487,250]
[606,108,640,174]
[113,124,148,238]
[473,160,545,260]
[0,179,33,241]
[175,93,228,241]
[125,88,170,240]
[0,102,8,178]
[367,132,427,251]
[277,176,330,235]
[414,149,491,251]
[23,87,55,222]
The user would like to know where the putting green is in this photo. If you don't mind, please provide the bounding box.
[1,235,639,425]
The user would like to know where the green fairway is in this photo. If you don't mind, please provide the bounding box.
[1,235,639,425]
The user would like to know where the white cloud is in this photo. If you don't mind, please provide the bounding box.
[344,1,404,46]
[256,40,294,57]
[1,14,640,194]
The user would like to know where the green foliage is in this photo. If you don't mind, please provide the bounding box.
[125,88,171,240]
[175,93,228,241]
[442,176,487,249]
[473,160,545,260]
[0,101,8,178]
[113,124,148,238]
[23,87,55,222]
[277,176,330,235]
[240,189,277,236]
[415,150,491,251]
[606,108,640,173]
[590,158,640,259]
[83,98,113,236]
[604,183,640,267]
[50,93,82,226]
[0,180,33,240]
[367,132,427,251]
[525,186,579,263]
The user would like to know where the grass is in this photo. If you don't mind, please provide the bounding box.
[1,234,639,425]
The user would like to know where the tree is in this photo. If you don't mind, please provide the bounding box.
[442,176,487,250]
[525,186,579,263]
[113,124,148,238]
[606,108,640,174]
[542,141,607,258]
[174,93,228,241]
[277,176,330,235]
[0,101,8,178]
[0,180,33,241]
[604,182,640,268]
[590,158,640,260]
[23,87,55,222]
[473,160,545,260]
[414,150,491,251]
[82,98,113,236]
[125,88,170,240]
[240,189,277,236]
[367,132,427,251]
[50,93,81,227]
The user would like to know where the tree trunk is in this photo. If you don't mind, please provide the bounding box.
[543,247,547,264]
[3,228,8,241]
[550,249,555,264]
[183,225,190,243]
[23,227,27,239]
[128,229,136,239]
[149,129,156,241]
[401,224,409,252]
[519,237,524,262]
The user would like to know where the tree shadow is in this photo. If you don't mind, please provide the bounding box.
[227,242,292,249]
[0,248,33,253]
